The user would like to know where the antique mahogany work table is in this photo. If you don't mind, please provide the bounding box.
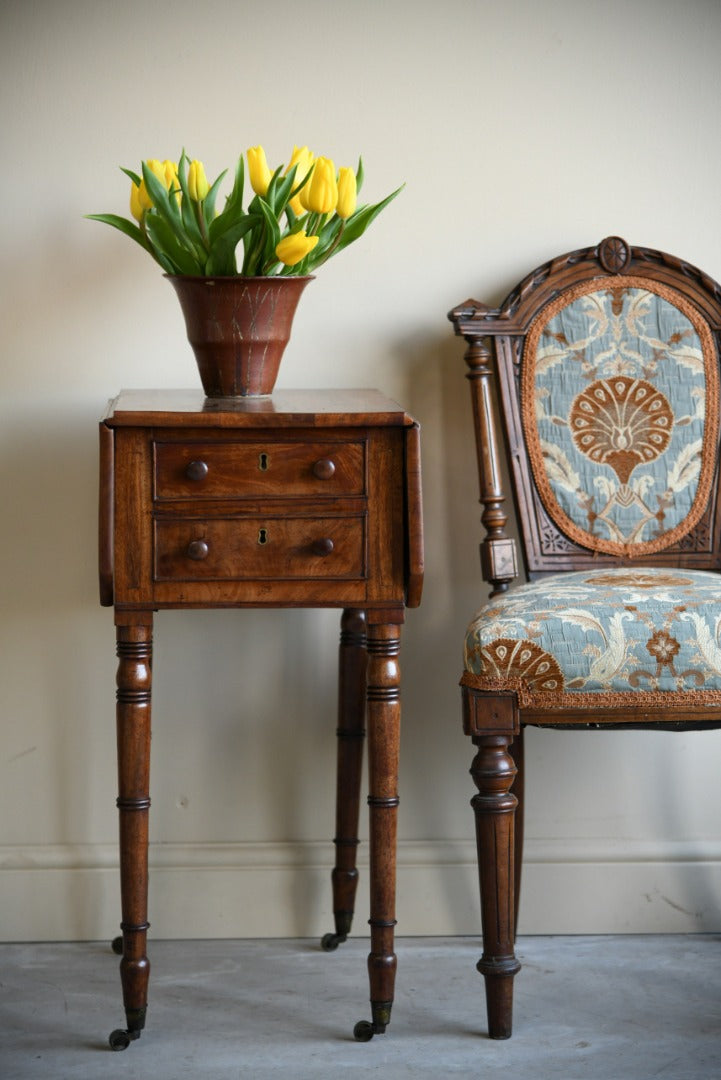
[98,388,423,1050]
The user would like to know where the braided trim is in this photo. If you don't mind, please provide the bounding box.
[460,670,721,711]
[521,276,720,557]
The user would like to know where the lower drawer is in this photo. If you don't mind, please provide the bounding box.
[154,515,366,581]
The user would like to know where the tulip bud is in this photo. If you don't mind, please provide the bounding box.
[146,159,165,184]
[162,160,178,188]
[187,159,209,201]
[275,231,319,267]
[285,145,314,215]
[299,156,338,215]
[136,160,164,214]
[247,145,272,197]
[137,178,153,213]
[130,181,145,222]
[336,167,357,220]
[162,159,180,204]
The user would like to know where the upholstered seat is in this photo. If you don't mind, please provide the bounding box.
[465,567,721,708]
[449,236,721,1040]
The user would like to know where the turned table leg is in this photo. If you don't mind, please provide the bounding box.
[109,618,153,1051]
[322,609,368,952]
[353,620,402,1042]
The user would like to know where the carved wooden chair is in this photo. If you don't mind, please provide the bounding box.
[448,236,721,1038]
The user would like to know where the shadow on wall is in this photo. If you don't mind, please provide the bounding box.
[0,404,100,615]
[370,326,489,927]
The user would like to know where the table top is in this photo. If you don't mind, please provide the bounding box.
[103,389,415,429]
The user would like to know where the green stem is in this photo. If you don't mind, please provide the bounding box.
[194,200,210,253]
[310,220,345,269]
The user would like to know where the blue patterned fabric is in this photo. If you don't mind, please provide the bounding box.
[464,568,721,708]
[524,280,718,557]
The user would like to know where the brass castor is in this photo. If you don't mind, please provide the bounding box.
[320,932,347,952]
[111,936,123,955]
[353,1020,375,1042]
[108,1028,140,1051]
[353,1001,391,1041]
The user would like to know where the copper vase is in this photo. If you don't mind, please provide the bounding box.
[167,275,313,397]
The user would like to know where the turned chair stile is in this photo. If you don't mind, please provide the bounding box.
[449,237,721,1039]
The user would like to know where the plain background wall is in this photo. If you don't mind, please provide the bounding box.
[1,0,721,941]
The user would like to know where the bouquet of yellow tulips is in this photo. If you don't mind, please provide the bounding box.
[87,145,403,277]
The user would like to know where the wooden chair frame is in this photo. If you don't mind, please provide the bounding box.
[449,236,721,1038]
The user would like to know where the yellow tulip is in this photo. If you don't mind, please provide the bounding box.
[276,231,319,267]
[299,156,337,215]
[137,178,153,212]
[336,167,357,220]
[145,159,165,184]
[135,160,167,216]
[187,159,209,201]
[162,159,178,188]
[129,181,144,222]
[162,159,180,204]
[247,145,272,197]
[285,145,314,215]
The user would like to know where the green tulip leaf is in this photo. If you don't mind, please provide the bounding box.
[141,161,179,222]
[205,215,259,276]
[355,156,364,195]
[209,155,245,240]
[334,184,404,253]
[202,168,228,226]
[303,218,344,272]
[256,198,281,260]
[120,167,142,187]
[171,156,207,256]
[287,162,312,206]
[145,213,203,275]
[84,213,152,254]
[267,164,297,216]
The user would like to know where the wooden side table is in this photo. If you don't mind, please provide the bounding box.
[98,389,423,1049]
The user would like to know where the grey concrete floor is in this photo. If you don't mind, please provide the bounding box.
[1,936,720,1079]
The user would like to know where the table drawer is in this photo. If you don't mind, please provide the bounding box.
[154,515,367,581]
[154,440,366,499]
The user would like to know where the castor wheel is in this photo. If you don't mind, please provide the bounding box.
[111,936,123,955]
[108,1028,132,1051]
[353,1020,375,1042]
[321,932,346,952]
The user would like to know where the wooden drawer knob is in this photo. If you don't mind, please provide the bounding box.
[185,459,209,482]
[187,539,210,561]
[312,537,335,557]
[312,458,336,481]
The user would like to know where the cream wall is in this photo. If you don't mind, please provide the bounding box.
[2,0,721,941]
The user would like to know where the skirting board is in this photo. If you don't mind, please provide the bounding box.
[1,839,720,941]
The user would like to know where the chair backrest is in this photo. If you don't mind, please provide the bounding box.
[449,237,721,594]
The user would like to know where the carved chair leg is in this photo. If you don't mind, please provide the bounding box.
[508,726,525,938]
[322,609,368,952]
[353,620,401,1042]
[470,733,521,1039]
[109,619,153,1051]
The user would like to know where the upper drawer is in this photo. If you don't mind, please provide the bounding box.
[154,439,366,500]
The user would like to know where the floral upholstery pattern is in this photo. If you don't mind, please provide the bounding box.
[522,278,719,556]
[464,567,721,709]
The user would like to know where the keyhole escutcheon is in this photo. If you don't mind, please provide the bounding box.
[258,452,270,471]
[258,528,269,545]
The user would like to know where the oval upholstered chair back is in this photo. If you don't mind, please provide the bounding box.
[452,236,721,584]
